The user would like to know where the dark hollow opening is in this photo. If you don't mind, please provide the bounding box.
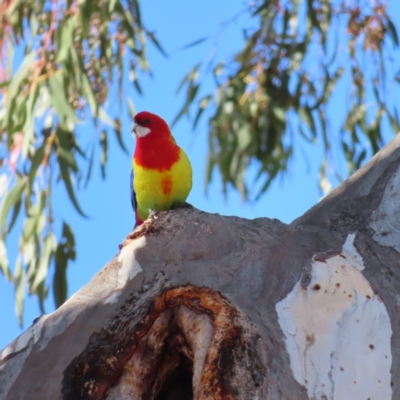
[154,329,194,400]
[154,353,193,400]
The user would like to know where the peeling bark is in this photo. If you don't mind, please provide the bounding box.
[1,134,400,399]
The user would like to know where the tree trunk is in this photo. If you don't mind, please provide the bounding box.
[1,135,400,400]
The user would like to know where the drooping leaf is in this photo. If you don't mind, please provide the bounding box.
[22,191,46,245]
[84,142,96,188]
[30,232,57,293]
[49,72,81,123]
[387,18,399,47]
[22,84,40,157]
[0,178,27,238]
[113,118,129,155]
[28,143,46,189]
[7,198,22,235]
[127,97,136,119]
[13,256,25,327]
[1,0,159,324]
[57,155,87,218]
[147,32,168,57]
[53,222,75,308]
[5,52,36,111]
[180,37,208,50]
[193,94,212,129]
[0,240,11,280]
[56,17,76,63]
[100,130,108,179]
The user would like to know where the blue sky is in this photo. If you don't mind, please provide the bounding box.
[1,0,399,349]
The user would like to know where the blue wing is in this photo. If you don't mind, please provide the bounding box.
[130,169,141,227]
[130,169,137,212]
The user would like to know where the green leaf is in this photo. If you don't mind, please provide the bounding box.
[108,0,117,12]
[212,62,224,81]
[193,94,212,129]
[237,125,252,149]
[387,18,399,47]
[298,106,316,134]
[56,17,76,62]
[272,107,286,123]
[6,52,36,110]
[84,142,96,188]
[13,256,25,327]
[176,64,201,94]
[388,110,400,133]
[129,61,143,95]
[180,37,208,50]
[0,239,11,280]
[53,222,75,308]
[0,178,27,238]
[298,123,314,143]
[355,149,367,169]
[22,192,46,244]
[99,108,118,129]
[49,72,80,123]
[323,67,344,103]
[82,71,98,118]
[172,82,200,127]
[56,127,79,172]
[127,97,136,119]
[57,155,88,218]
[22,85,40,157]
[37,283,48,315]
[147,32,168,57]
[113,118,129,155]
[28,144,46,191]
[30,232,57,292]
[100,129,108,179]
[0,79,10,88]
[7,198,22,234]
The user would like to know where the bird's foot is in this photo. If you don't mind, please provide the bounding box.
[148,209,158,219]
[125,217,154,242]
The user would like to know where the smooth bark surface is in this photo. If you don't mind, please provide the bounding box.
[1,135,400,400]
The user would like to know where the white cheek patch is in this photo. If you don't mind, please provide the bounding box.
[276,234,392,400]
[134,125,151,138]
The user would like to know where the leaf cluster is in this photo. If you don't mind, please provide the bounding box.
[176,0,400,198]
[0,0,158,323]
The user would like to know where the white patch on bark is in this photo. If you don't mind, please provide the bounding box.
[369,165,400,252]
[0,315,48,360]
[1,237,147,360]
[276,234,392,400]
[104,237,146,304]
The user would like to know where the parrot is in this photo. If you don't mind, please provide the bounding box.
[130,111,192,227]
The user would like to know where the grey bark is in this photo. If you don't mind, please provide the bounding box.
[1,134,400,400]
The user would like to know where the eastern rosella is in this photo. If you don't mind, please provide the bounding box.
[131,111,192,227]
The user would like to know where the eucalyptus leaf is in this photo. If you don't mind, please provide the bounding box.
[13,256,25,326]
[1,0,158,324]
[0,240,11,280]
[57,155,87,218]
[49,72,81,123]
[0,178,27,238]
[53,222,75,308]
[100,130,108,179]
[31,233,57,293]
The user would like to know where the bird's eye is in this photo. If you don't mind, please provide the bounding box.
[143,118,151,125]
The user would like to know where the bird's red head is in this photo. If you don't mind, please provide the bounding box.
[132,111,180,170]
[132,111,170,139]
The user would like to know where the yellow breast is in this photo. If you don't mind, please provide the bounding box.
[133,149,192,221]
